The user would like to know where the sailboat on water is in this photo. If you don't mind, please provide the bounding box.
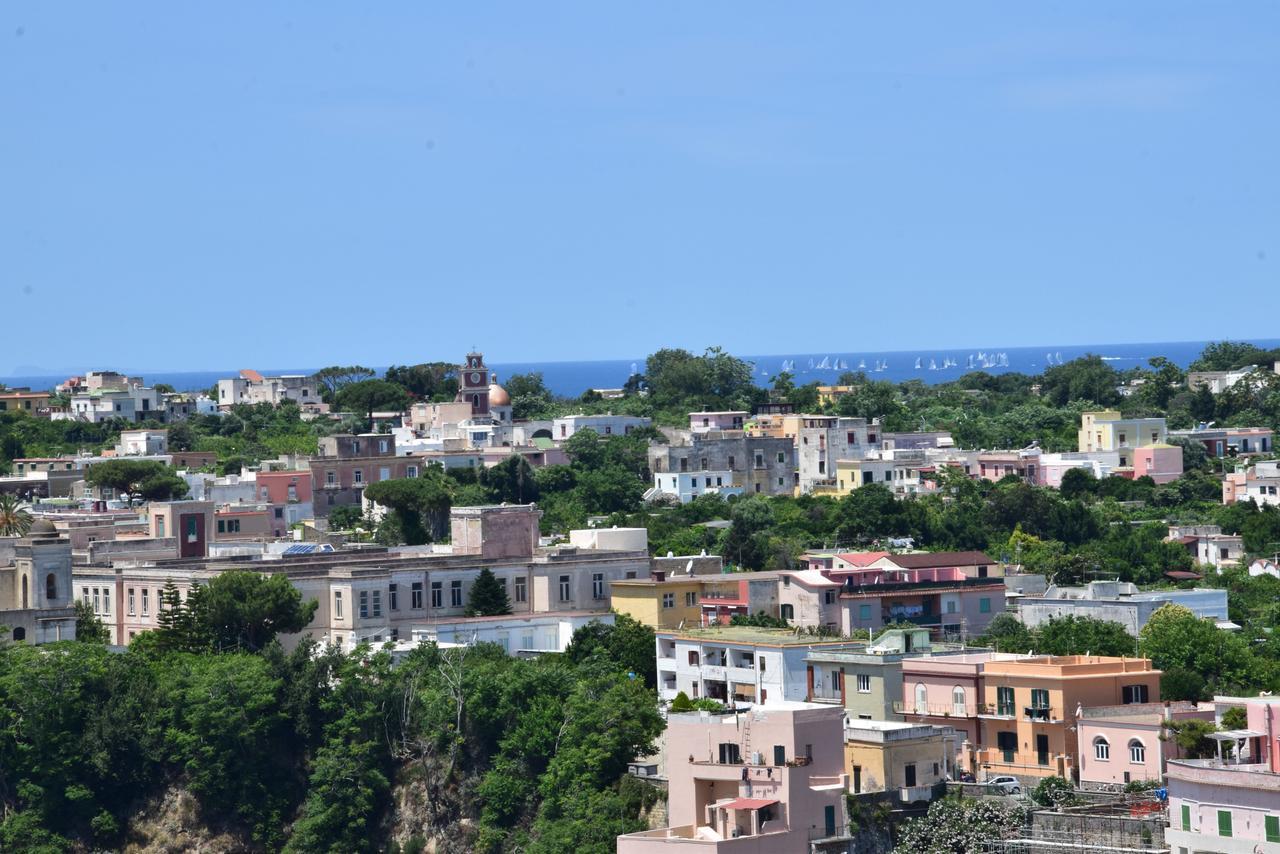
[914,357,923,370]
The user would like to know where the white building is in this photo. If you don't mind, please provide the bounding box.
[381,612,612,656]
[655,627,864,707]
[116,429,168,456]
[217,370,320,411]
[552,414,651,441]
[55,383,166,424]
[649,470,743,504]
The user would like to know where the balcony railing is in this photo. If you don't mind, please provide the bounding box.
[893,700,975,717]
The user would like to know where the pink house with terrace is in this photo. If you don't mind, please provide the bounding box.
[617,702,850,852]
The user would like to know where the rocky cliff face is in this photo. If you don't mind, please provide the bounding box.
[121,786,257,854]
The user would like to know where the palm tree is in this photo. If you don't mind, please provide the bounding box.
[0,494,33,537]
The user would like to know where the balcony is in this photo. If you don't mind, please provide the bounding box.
[893,700,975,718]
[977,703,1016,720]
[1023,706,1059,723]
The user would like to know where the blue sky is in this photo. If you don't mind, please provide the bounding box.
[3,3,1278,373]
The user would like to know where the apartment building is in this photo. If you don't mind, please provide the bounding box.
[216,370,321,411]
[0,388,52,413]
[1225,459,1280,508]
[897,651,1028,765]
[1170,425,1273,459]
[833,566,1006,638]
[689,411,748,433]
[655,627,864,707]
[552,413,651,440]
[976,655,1162,781]
[1165,696,1280,854]
[617,702,850,852]
[804,628,934,721]
[1168,525,1244,570]
[310,433,411,516]
[743,413,875,494]
[648,433,797,498]
[1018,581,1230,636]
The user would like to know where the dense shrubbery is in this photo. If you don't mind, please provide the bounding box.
[0,610,661,853]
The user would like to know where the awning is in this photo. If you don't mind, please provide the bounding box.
[733,683,756,698]
[1210,730,1264,740]
[1216,620,1242,631]
[719,798,778,811]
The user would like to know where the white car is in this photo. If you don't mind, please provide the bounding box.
[986,775,1021,795]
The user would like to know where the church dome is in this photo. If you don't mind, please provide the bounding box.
[488,383,511,407]
[25,518,60,540]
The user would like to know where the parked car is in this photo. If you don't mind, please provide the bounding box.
[986,775,1021,795]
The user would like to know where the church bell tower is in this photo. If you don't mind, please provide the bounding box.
[457,351,491,417]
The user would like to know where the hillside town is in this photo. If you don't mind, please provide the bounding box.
[5,343,1280,852]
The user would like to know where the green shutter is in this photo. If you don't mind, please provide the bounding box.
[1218,809,1232,837]
[1267,815,1279,843]
[1180,804,1190,832]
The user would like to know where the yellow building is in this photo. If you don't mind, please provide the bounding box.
[1078,411,1168,454]
[611,577,705,630]
[817,385,857,407]
[844,719,957,797]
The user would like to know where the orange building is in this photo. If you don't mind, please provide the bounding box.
[975,655,1161,782]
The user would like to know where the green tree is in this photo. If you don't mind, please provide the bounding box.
[1039,355,1120,407]
[73,601,110,644]
[563,614,657,689]
[384,362,456,400]
[505,373,556,420]
[0,493,33,537]
[333,379,412,431]
[1163,718,1219,759]
[480,455,539,504]
[1139,604,1268,699]
[313,366,376,402]
[466,568,511,617]
[1035,616,1134,657]
[84,459,188,502]
[893,796,1025,854]
[181,571,318,653]
[363,471,454,545]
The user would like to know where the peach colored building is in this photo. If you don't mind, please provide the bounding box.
[1076,701,1213,788]
[1124,444,1184,485]
[255,470,312,506]
[898,651,1018,765]
[976,655,1162,782]
[616,702,850,852]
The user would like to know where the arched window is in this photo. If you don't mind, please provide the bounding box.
[1094,737,1110,761]
[1129,739,1145,764]
[780,604,794,621]
[11,627,25,642]
[952,686,966,716]
[46,574,57,602]
[20,575,28,609]
[915,683,928,714]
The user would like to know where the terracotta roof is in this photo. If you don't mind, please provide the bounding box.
[885,551,994,568]
[240,368,264,382]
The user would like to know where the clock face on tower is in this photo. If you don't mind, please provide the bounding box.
[469,372,481,384]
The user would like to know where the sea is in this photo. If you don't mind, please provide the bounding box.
[6,339,1279,399]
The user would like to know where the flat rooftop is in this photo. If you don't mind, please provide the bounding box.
[657,626,864,648]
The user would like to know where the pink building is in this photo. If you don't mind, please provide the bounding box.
[255,470,312,506]
[690,411,749,433]
[617,701,850,852]
[1165,696,1280,854]
[832,567,1006,638]
[1124,444,1183,485]
[1076,702,1213,788]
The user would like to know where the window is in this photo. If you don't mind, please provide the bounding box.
[450,580,462,607]
[353,469,363,484]
[997,686,1015,716]
[953,686,966,716]
[684,591,697,606]
[914,683,927,714]
[274,507,283,519]
[1218,809,1232,838]
[1180,804,1191,832]
[389,584,398,610]
[128,588,136,615]
[411,582,423,609]
[334,591,343,618]
[359,590,369,618]
[514,577,527,603]
[824,589,836,605]
[592,573,605,600]
[1030,688,1049,710]
[379,466,390,481]
[1129,740,1145,763]
[559,575,571,602]
[371,590,382,617]
[431,582,442,608]
[856,674,871,693]
[662,592,675,609]
[46,574,57,601]
[777,452,785,463]
[780,604,794,621]
[997,730,1017,763]
[326,471,336,485]
[859,603,872,621]
[946,599,957,614]
[407,465,418,478]
[141,588,150,616]
[379,439,389,454]
[979,597,992,613]
[157,517,166,538]
[102,588,109,614]
[1266,815,1279,843]
[1094,737,1110,760]
[1122,684,1149,704]
[688,650,699,666]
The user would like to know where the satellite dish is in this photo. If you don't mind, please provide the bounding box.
[685,560,694,575]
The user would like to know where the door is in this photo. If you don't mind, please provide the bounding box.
[824,804,836,837]
[773,745,786,766]
[1036,734,1049,766]
[904,763,917,787]
[853,766,862,793]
